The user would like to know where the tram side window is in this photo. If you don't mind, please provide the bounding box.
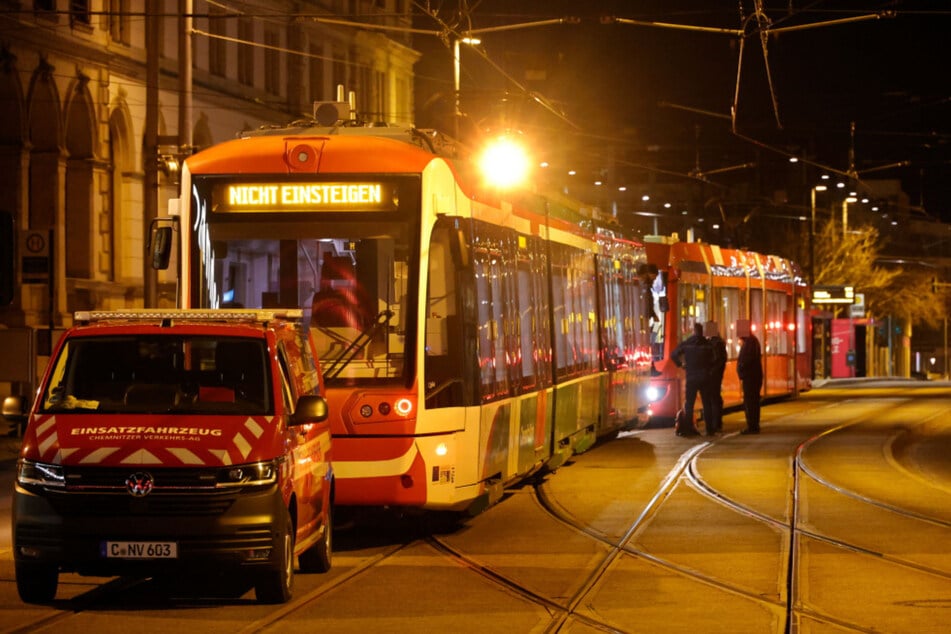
[424,221,471,408]
[473,230,510,402]
[516,237,546,390]
[718,287,740,359]
[572,249,597,374]
[551,244,597,378]
[530,238,553,388]
[678,282,709,342]
[500,233,521,394]
[551,246,568,376]
[597,255,622,369]
[750,288,764,348]
[766,290,789,355]
[624,259,649,368]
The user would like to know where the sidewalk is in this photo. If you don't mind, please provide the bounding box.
[2,423,21,464]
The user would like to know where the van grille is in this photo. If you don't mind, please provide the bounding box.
[64,466,221,490]
[48,466,240,516]
[46,492,235,517]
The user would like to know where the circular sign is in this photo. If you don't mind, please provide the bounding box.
[26,232,46,254]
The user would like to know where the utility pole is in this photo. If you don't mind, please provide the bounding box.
[179,0,193,155]
[143,6,160,307]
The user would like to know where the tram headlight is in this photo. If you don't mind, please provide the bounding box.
[646,385,662,403]
[395,398,413,416]
[479,136,531,189]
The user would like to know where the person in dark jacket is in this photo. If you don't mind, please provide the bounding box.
[736,319,763,434]
[671,322,713,437]
[703,321,727,435]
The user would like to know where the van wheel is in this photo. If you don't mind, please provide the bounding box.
[255,511,294,604]
[299,504,332,573]
[15,561,58,603]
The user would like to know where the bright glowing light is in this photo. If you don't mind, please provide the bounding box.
[479,137,530,188]
[435,443,448,457]
[646,386,661,402]
[395,398,414,416]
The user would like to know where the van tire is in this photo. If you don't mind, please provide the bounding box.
[255,510,294,604]
[15,561,58,603]
[299,504,332,573]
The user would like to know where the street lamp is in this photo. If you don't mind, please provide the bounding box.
[452,35,481,139]
[841,195,857,239]
[809,184,827,285]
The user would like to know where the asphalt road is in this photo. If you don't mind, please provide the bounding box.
[1,381,949,633]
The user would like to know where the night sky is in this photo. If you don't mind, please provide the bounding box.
[412,1,951,223]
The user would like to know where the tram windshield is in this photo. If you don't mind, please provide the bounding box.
[186,175,421,385]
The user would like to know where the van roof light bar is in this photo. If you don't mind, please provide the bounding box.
[74,309,304,324]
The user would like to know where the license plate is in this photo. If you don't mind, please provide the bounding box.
[103,541,178,559]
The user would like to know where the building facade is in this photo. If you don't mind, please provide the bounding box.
[0,0,418,350]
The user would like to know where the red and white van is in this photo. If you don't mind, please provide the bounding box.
[2,309,333,604]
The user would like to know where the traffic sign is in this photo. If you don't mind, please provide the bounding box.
[21,230,50,284]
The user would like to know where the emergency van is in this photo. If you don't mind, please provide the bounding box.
[2,309,333,604]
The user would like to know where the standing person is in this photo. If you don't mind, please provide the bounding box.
[671,322,713,437]
[703,321,726,435]
[736,319,763,434]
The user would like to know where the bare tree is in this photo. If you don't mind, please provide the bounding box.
[813,220,945,330]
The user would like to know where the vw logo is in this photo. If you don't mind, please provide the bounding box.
[125,472,154,497]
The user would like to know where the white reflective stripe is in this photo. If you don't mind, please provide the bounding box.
[333,444,419,479]
[243,417,264,438]
[232,431,252,459]
[168,448,204,464]
[36,416,57,436]
[120,448,162,464]
[210,448,231,465]
[38,429,58,456]
[80,447,120,464]
[56,447,78,463]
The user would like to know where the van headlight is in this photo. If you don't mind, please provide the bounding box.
[216,460,279,489]
[17,460,66,490]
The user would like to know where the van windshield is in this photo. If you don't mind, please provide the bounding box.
[40,335,272,415]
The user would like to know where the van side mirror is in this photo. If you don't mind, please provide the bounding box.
[150,224,173,270]
[290,394,329,426]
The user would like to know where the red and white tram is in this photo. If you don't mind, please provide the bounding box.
[160,123,654,515]
[643,236,812,425]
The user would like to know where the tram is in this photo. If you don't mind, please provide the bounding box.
[155,120,654,515]
[642,235,812,425]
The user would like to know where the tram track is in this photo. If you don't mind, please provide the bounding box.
[510,395,951,633]
[686,397,951,633]
[3,388,948,633]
